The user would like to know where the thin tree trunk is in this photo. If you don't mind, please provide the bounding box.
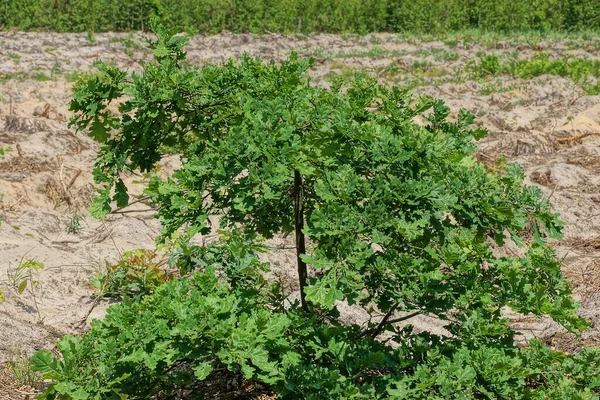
[294,169,308,312]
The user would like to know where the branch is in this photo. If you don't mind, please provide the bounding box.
[384,310,422,326]
[111,208,156,215]
[356,306,422,340]
[110,196,152,214]
[369,303,399,339]
[294,169,309,312]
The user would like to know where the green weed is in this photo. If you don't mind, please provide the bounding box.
[0,146,12,158]
[417,48,461,62]
[0,72,28,83]
[90,249,172,299]
[480,80,519,95]
[7,350,43,389]
[65,212,85,234]
[32,72,52,82]
[468,53,600,94]
[8,258,45,321]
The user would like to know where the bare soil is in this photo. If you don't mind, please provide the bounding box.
[1,32,600,398]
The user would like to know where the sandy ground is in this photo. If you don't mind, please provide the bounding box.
[1,32,600,397]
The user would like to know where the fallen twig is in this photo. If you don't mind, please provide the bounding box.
[557,131,600,144]
[67,169,82,189]
[4,195,24,210]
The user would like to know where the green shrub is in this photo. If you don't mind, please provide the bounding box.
[32,25,600,399]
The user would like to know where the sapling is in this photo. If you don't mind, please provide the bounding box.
[32,24,600,399]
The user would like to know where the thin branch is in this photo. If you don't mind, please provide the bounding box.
[384,310,422,326]
[370,303,399,339]
[356,303,399,340]
[111,208,156,215]
[110,196,152,214]
[294,169,308,312]
[356,307,421,340]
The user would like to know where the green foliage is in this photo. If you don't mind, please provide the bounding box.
[8,258,45,321]
[7,350,44,389]
[33,28,600,399]
[468,53,600,94]
[33,257,600,399]
[9,258,45,295]
[33,258,600,399]
[0,146,12,157]
[2,0,600,33]
[65,212,85,234]
[90,249,173,299]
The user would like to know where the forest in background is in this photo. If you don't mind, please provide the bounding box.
[2,0,600,34]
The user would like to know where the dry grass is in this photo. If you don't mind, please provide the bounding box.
[563,259,600,303]
[568,236,600,250]
[0,362,43,400]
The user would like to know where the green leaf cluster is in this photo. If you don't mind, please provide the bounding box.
[90,249,173,299]
[34,258,600,399]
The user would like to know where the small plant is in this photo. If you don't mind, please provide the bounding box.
[32,72,52,82]
[65,212,85,234]
[566,114,575,131]
[468,53,600,95]
[9,258,45,321]
[418,48,460,62]
[90,249,172,299]
[326,46,385,60]
[480,80,517,95]
[86,30,96,43]
[0,146,12,158]
[7,349,43,389]
[468,53,502,78]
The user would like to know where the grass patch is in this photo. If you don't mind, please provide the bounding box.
[468,53,600,94]
[7,350,43,389]
[65,212,85,234]
[480,80,520,95]
[0,72,28,83]
[32,72,53,82]
[417,48,461,62]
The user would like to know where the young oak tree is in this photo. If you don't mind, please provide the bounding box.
[33,25,600,399]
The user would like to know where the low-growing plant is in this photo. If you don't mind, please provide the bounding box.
[90,248,172,299]
[32,25,600,399]
[0,146,8,222]
[9,258,44,296]
[468,53,502,78]
[480,80,519,95]
[86,30,96,43]
[468,53,600,94]
[7,349,43,389]
[0,145,12,157]
[65,212,85,234]
[9,258,45,321]
[32,72,52,82]
[417,48,460,62]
